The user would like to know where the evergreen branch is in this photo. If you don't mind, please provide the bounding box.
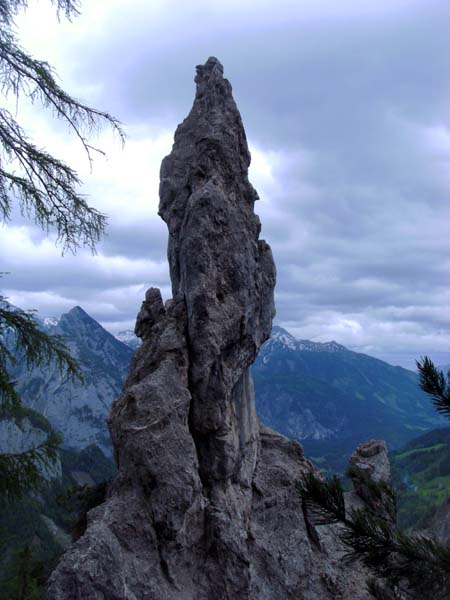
[0,8,125,251]
[340,507,397,572]
[0,0,80,25]
[0,0,121,506]
[347,463,397,522]
[0,361,20,409]
[298,473,450,598]
[297,472,346,525]
[0,429,61,501]
[0,27,124,154]
[0,295,82,410]
[417,356,450,419]
[0,108,107,252]
[391,532,450,596]
[0,299,82,378]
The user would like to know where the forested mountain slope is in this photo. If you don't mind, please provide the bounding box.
[253,326,445,471]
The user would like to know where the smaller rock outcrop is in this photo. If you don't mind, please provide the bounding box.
[349,439,392,486]
[347,439,395,524]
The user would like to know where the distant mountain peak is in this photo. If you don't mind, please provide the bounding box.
[297,339,348,353]
[10,304,134,456]
[67,305,91,319]
[270,326,297,349]
[58,306,106,331]
[267,326,348,354]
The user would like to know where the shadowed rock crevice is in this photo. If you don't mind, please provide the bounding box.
[48,57,377,600]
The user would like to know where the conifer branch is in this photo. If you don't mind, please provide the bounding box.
[0,428,61,500]
[0,0,122,502]
[416,357,450,419]
[0,0,80,25]
[0,292,82,498]
[298,473,450,598]
[0,296,82,408]
[0,1,125,252]
[296,472,346,526]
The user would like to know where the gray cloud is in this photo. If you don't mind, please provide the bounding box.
[3,0,450,369]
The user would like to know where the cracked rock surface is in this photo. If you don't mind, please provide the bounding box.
[48,57,376,600]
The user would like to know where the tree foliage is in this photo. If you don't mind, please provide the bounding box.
[0,0,124,252]
[0,428,61,501]
[0,286,82,500]
[0,295,81,409]
[417,357,450,419]
[0,0,123,500]
[3,544,46,600]
[298,472,450,599]
[298,353,450,597]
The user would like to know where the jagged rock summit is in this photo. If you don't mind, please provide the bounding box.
[49,58,373,599]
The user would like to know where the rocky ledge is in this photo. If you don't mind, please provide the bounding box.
[48,58,385,599]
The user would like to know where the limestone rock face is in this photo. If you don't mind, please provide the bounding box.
[346,439,395,526]
[48,58,375,600]
[349,439,391,486]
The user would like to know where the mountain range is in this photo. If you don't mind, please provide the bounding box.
[9,306,133,455]
[3,307,445,471]
[253,326,445,470]
[1,306,448,593]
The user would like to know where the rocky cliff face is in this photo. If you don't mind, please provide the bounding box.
[11,306,133,454]
[48,58,376,599]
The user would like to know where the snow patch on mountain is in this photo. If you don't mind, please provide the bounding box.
[270,326,297,350]
[115,330,141,350]
[262,326,348,362]
[42,316,60,328]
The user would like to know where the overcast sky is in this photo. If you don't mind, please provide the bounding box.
[1,0,450,369]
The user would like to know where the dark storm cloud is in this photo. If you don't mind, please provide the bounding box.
[68,0,450,146]
[4,0,450,368]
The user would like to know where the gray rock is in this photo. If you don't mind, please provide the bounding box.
[349,439,391,486]
[347,439,394,524]
[48,58,375,599]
